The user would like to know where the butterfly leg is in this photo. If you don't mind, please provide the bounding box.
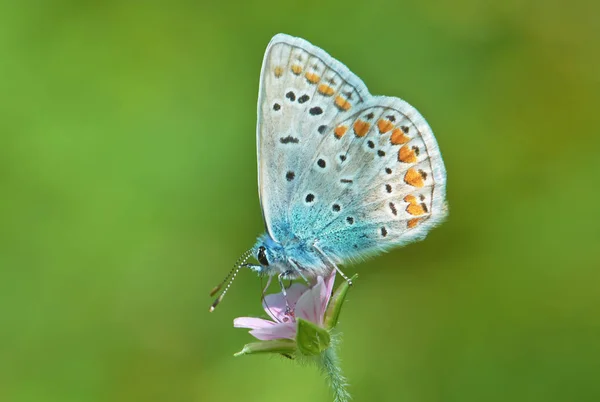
[262,275,273,294]
[260,275,274,303]
[288,259,311,285]
[278,272,293,315]
[313,243,353,286]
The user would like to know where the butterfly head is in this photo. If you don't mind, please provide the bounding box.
[256,245,269,266]
[250,234,286,276]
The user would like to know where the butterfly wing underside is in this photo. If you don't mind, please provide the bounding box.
[257,34,447,260]
[256,34,370,242]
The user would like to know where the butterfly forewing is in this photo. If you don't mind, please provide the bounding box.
[257,34,368,242]
[257,34,447,261]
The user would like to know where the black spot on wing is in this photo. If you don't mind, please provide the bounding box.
[280,135,299,144]
[309,107,323,115]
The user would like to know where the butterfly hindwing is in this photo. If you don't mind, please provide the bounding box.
[298,97,447,262]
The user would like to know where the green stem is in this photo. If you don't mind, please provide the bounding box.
[319,345,351,402]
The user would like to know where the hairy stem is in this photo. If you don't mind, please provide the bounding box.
[319,345,351,402]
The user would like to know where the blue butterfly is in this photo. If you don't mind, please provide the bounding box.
[210,34,447,311]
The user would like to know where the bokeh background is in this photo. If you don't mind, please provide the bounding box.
[1,1,599,401]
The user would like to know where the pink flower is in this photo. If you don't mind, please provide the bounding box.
[234,271,336,341]
[232,270,356,402]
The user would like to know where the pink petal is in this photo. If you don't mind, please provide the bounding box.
[295,277,325,324]
[321,270,336,314]
[262,283,308,321]
[233,317,275,330]
[249,322,297,340]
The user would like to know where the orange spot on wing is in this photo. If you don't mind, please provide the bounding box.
[407,204,425,215]
[390,128,410,145]
[404,195,426,216]
[377,119,394,133]
[398,145,417,163]
[305,72,320,84]
[353,120,370,137]
[408,218,421,228]
[404,168,425,187]
[334,125,348,139]
[291,65,302,75]
[404,195,417,203]
[274,66,283,78]
[334,95,351,111]
[317,84,335,96]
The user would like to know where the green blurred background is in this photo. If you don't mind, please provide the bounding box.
[1,1,599,401]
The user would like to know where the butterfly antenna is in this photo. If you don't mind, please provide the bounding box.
[209,249,252,297]
[209,249,252,312]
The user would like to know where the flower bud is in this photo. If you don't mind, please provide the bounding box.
[324,274,358,330]
[234,339,296,357]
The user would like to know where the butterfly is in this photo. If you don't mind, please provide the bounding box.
[210,34,447,311]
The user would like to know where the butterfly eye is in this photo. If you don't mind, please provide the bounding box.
[257,246,269,266]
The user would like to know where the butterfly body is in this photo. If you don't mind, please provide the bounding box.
[251,233,327,279]
[248,34,448,280]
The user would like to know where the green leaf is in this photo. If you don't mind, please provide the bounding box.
[324,274,358,330]
[296,318,331,356]
[234,339,296,357]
